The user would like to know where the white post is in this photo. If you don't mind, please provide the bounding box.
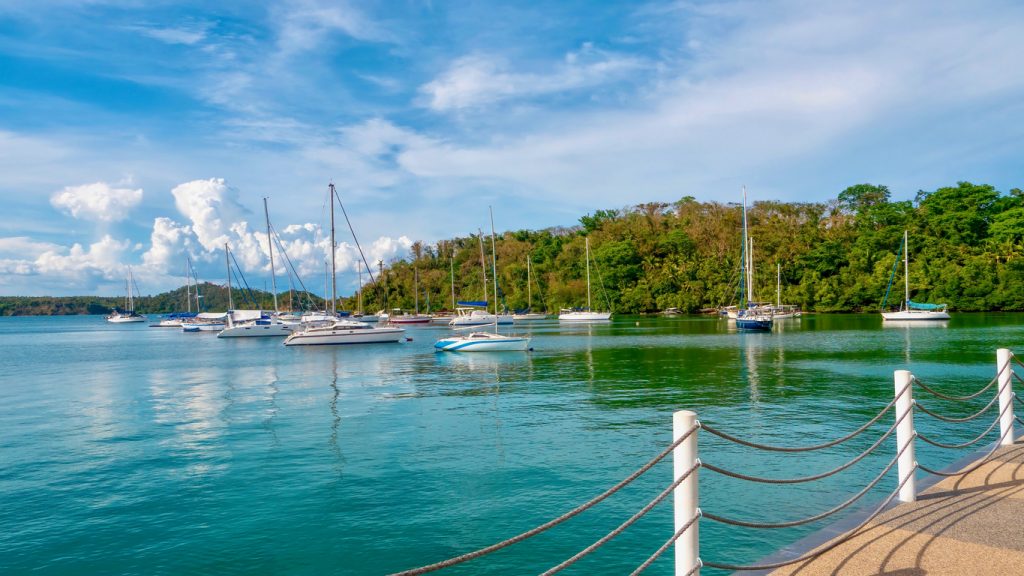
[997,348,1015,446]
[894,370,917,503]
[673,410,699,576]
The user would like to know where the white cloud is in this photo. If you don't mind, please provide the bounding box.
[50,182,143,222]
[420,45,648,111]
[0,236,63,259]
[170,178,248,251]
[275,0,392,57]
[33,234,132,281]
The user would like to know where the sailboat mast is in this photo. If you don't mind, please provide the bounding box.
[749,237,755,303]
[777,262,781,307]
[358,267,363,313]
[329,184,337,316]
[904,229,909,311]
[449,246,456,309]
[128,266,134,312]
[489,206,498,317]
[225,243,233,310]
[414,267,420,315]
[585,237,592,310]
[185,258,192,313]
[264,197,279,313]
[527,256,532,309]
[478,229,488,304]
[742,186,752,304]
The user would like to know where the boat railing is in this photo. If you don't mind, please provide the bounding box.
[389,348,1020,576]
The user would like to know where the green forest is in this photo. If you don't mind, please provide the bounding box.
[3,181,1023,316]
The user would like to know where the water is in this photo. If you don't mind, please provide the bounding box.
[1,314,1020,575]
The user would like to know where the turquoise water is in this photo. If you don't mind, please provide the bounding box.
[1,314,1021,575]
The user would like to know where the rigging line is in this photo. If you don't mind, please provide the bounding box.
[701,465,918,572]
[388,424,699,576]
[703,433,914,529]
[699,378,910,452]
[228,251,259,307]
[332,187,380,292]
[701,406,912,485]
[268,222,318,311]
[589,244,614,312]
[880,232,904,310]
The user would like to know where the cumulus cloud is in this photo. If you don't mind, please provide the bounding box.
[50,182,143,222]
[170,178,248,251]
[0,236,63,259]
[33,234,132,281]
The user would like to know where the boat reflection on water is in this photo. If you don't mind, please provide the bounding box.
[433,348,533,372]
[881,320,950,329]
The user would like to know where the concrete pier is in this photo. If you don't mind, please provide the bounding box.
[769,441,1024,575]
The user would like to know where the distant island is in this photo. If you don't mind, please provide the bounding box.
[3,181,1023,317]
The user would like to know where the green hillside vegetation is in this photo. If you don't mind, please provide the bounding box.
[3,181,1022,316]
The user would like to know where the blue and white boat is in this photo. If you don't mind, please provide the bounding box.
[734,186,773,332]
[434,330,531,352]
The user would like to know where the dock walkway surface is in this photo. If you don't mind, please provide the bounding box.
[768,441,1024,575]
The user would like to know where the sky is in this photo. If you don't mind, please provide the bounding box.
[0,0,1022,297]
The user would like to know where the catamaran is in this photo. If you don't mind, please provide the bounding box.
[435,207,532,352]
[106,266,146,323]
[558,237,611,322]
[881,230,950,321]
[284,184,406,346]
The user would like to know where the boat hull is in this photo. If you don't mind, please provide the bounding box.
[736,318,773,331]
[218,323,292,338]
[389,316,433,325]
[512,313,547,321]
[558,311,611,322]
[106,315,145,323]
[284,326,405,346]
[881,310,950,321]
[434,336,531,352]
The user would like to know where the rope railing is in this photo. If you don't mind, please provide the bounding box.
[388,424,699,576]
[702,434,914,530]
[915,393,999,423]
[700,464,919,572]
[701,405,911,485]
[912,372,998,402]
[630,513,701,576]
[540,462,700,575]
[917,415,1001,450]
[700,378,911,453]
[917,399,1017,478]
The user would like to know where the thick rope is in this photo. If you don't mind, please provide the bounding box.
[388,424,699,576]
[915,393,999,423]
[702,464,918,571]
[541,462,700,575]
[701,406,911,485]
[629,513,702,576]
[912,371,998,402]
[917,409,1016,478]
[1012,352,1024,369]
[699,378,910,453]
[702,434,913,529]
[917,414,1002,450]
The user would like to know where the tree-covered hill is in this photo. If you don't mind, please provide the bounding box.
[4,181,1022,316]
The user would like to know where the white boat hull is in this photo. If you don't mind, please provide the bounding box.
[512,313,547,321]
[389,315,433,325]
[449,313,514,326]
[182,322,226,332]
[218,322,292,338]
[881,310,950,321]
[558,311,612,322]
[434,335,531,352]
[106,314,146,323]
[284,325,405,346]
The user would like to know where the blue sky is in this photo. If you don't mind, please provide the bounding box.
[1,0,1022,296]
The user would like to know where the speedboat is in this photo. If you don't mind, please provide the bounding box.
[284,319,405,346]
[434,331,531,352]
[218,310,292,338]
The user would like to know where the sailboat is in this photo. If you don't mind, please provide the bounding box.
[435,207,532,352]
[450,231,514,326]
[152,258,199,327]
[351,267,381,323]
[389,267,432,324]
[558,237,611,322]
[513,255,547,320]
[734,187,773,331]
[106,266,146,323]
[770,262,801,319]
[285,184,405,346]
[881,230,950,321]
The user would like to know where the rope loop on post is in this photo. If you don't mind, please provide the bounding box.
[701,405,912,485]
[699,377,910,453]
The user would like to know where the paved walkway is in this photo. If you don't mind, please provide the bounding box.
[768,441,1024,576]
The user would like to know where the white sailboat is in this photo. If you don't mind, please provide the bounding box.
[734,187,773,331]
[513,256,547,320]
[106,266,146,323]
[285,184,406,346]
[881,230,950,321]
[558,237,611,322]
[771,262,801,319]
[435,207,532,352]
[389,268,432,324]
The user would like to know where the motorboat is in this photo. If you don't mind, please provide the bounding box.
[150,312,197,327]
[284,319,405,346]
[218,310,292,338]
[435,330,531,352]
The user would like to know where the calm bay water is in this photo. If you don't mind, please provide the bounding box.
[1,313,1021,575]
